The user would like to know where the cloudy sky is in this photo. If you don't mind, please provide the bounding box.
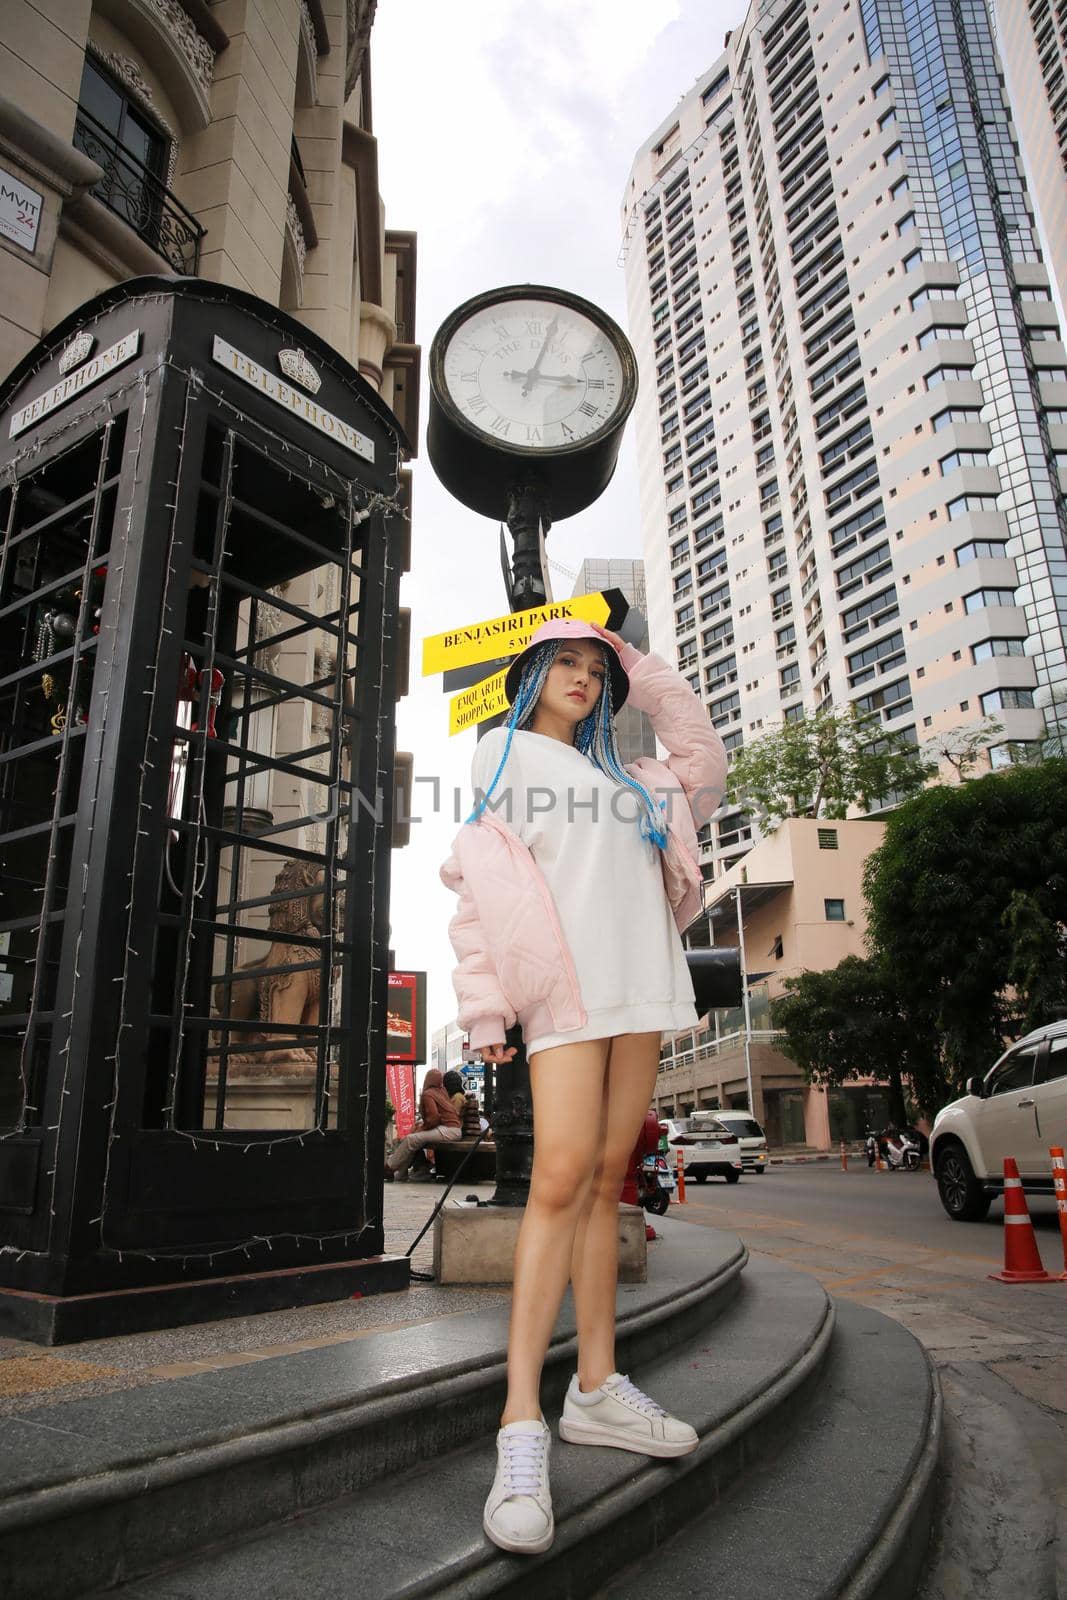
[371,0,744,1040]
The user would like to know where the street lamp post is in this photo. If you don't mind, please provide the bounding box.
[735,886,755,1114]
[426,284,639,1208]
[483,484,551,1206]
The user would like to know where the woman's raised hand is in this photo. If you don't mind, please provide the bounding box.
[587,622,629,655]
[480,1042,518,1065]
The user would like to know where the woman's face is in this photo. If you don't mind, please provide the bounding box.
[537,640,606,727]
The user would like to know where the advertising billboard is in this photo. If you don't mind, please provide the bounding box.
[385,970,426,1064]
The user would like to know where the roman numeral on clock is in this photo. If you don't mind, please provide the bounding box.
[586,377,605,389]
[579,401,598,418]
[468,394,487,414]
[490,415,511,436]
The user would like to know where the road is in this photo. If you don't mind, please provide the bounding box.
[672,1166,1067,1600]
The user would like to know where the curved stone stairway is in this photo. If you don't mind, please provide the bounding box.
[0,1223,940,1600]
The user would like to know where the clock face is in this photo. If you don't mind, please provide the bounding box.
[440,296,627,451]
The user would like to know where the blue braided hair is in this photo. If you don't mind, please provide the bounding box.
[466,641,668,851]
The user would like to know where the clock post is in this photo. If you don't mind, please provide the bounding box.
[427,284,637,1207]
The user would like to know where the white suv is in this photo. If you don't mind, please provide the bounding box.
[930,1020,1067,1220]
[662,1114,744,1184]
[712,1111,770,1174]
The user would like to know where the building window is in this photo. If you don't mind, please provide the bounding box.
[947,494,1002,521]
[74,56,203,273]
[940,449,991,473]
[933,406,983,431]
[971,637,1026,662]
[964,588,1017,613]
[980,688,1035,713]
[818,829,838,850]
[955,539,1008,563]
[772,935,784,960]
[824,898,846,921]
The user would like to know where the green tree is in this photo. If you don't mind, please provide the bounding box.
[862,759,1067,1090]
[727,708,935,832]
[771,955,946,1124]
[925,715,1004,780]
[1002,888,1067,1035]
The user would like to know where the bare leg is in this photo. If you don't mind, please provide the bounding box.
[569,1033,660,1393]
[500,1040,610,1426]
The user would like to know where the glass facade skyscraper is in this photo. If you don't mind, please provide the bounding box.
[623,0,1067,876]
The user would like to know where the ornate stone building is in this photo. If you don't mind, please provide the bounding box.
[0,0,417,439]
[0,0,417,1131]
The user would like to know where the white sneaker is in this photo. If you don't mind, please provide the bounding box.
[558,1372,698,1458]
[483,1419,554,1554]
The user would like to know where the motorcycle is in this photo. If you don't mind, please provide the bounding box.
[882,1132,921,1172]
[637,1153,676,1216]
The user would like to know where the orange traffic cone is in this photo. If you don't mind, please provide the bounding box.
[989,1157,1058,1284]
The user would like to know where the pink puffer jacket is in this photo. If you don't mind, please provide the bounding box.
[439,643,727,1051]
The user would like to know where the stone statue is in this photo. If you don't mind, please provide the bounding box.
[213,859,325,1065]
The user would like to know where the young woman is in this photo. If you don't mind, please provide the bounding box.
[440,618,726,1555]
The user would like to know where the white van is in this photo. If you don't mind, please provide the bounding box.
[711,1111,769,1174]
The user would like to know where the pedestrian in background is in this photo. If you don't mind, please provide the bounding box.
[385,1068,462,1181]
[442,619,726,1555]
[443,1069,467,1118]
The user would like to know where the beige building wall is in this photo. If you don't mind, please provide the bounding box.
[655,818,887,1148]
[994,0,1067,325]
[0,0,418,445]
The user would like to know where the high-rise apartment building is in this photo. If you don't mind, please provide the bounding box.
[993,1,1067,319]
[623,0,1067,877]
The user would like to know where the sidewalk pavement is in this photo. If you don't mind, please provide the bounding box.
[0,1178,506,1419]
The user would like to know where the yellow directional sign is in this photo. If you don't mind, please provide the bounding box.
[422,590,616,677]
[448,667,509,736]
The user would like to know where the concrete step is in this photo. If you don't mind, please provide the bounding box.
[91,1255,835,1599]
[600,1299,942,1600]
[0,1224,746,1600]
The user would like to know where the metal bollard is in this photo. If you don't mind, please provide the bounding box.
[840,1139,848,1171]
[675,1147,687,1205]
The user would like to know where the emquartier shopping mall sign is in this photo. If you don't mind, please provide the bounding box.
[423,591,628,734]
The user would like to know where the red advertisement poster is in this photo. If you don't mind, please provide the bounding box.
[386,1063,416,1140]
[385,971,426,1063]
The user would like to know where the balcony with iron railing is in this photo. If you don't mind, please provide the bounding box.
[74,107,205,274]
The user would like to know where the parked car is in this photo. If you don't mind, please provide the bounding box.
[929,1019,1067,1220]
[661,1114,743,1183]
[712,1110,769,1174]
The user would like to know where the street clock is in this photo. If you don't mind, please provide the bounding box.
[427,284,638,522]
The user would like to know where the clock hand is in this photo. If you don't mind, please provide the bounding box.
[503,370,579,386]
[522,316,559,396]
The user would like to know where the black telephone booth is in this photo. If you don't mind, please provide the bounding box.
[0,278,408,1340]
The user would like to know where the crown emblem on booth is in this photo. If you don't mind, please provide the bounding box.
[58,331,96,374]
[277,347,322,394]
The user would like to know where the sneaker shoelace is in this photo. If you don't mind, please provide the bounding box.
[609,1375,667,1417]
[501,1431,547,1496]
